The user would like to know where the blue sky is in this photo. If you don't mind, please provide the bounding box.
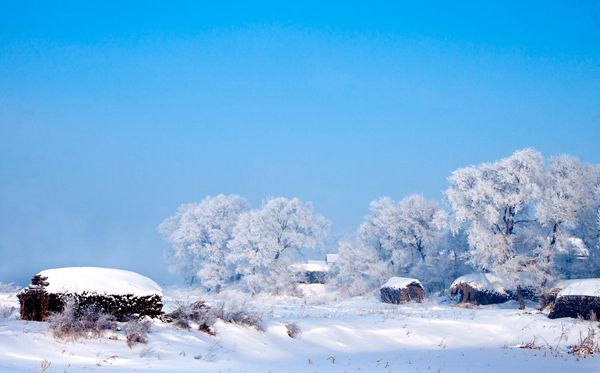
[1,1,599,284]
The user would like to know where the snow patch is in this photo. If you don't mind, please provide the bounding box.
[37,267,163,297]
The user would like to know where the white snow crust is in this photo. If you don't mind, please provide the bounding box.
[36,267,162,297]
[558,278,600,298]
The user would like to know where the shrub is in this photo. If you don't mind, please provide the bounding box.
[570,327,600,356]
[217,303,264,330]
[48,298,116,340]
[125,318,152,348]
[284,322,301,338]
[168,301,216,334]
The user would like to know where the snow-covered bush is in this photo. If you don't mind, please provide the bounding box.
[125,318,152,348]
[168,300,216,334]
[284,322,301,338]
[217,302,264,331]
[48,298,116,340]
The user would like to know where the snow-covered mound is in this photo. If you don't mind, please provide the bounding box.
[557,279,600,298]
[451,273,508,294]
[381,277,421,290]
[548,279,600,319]
[451,272,537,293]
[38,267,162,297]
[450,272,538,305]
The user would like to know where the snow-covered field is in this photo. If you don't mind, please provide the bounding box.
[1,285,599,373]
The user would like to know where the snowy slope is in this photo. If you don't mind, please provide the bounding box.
[36,267,163,296]
[1,287,599,372]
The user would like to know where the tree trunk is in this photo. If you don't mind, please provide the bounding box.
[517,284,525,310]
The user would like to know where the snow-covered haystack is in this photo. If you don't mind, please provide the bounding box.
[290,260,331,284]
[548,279,600,320]
[450,273,537,305]
[380,277,424,304]
[18,267,163,321]
[540,279,580,312]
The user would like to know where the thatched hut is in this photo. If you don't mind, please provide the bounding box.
[547,279,600,320]
[380,277,424,304]
[18,267,163,321]
[450,273,537,306]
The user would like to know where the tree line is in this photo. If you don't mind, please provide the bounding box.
[159,149,600,296]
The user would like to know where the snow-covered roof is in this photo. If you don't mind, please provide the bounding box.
[451,272,538,293]
[36,267,163,297]
[548,279,581,290]
[326,254,339,264]
[381,277,422,290]
[451,273,509,294]
[557,279,600,298]
[290,260,330,272]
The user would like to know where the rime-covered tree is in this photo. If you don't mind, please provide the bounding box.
[536,156,600,281]
[158,194,249,289]
[335,238,393,296]
[446,149,544,308]
[359,195,447,275]
[227,197,329,294]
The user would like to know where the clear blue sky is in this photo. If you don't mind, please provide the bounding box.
[1,1,599,285]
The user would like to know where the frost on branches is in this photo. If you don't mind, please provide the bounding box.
[446,149,600,303]
[158,194,250,289]
[227,197,330,295]
[160,195,329,295]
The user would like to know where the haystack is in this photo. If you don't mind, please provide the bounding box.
[380,277,424,304]
[547,279,600,320]
[450,273,537,306]
[18,267,163,321]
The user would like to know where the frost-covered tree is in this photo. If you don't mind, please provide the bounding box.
[446,149,544,270]
[446,149,544,307]
[536,156,600,280]
[227,197,329,295]
[335,238,393,296]
[359,195,447,275]
[158,194,250,289]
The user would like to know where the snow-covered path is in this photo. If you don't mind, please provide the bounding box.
[1,288,599,372]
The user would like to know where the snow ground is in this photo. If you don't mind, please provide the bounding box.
[1,286,599,372]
